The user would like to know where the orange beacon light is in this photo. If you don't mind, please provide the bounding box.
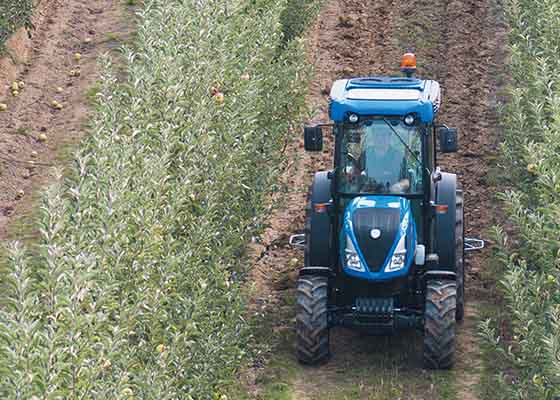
[400,52,417,77]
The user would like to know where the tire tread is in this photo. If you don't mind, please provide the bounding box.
[423,280,456,369]
[296,275,330,364]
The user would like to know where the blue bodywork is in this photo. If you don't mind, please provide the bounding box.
[329,77,441,123]
[330,76,436,282]
[341,196,417,281]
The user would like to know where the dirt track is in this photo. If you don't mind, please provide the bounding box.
[247,0,506,398]
[0,0,129,240]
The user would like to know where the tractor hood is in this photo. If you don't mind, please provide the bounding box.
[340,196,417,281]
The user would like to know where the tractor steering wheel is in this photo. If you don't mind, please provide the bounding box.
[362,178,386,193]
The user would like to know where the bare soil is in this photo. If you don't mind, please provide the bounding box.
[0,27,33,100]
[246,0,507,398]
[0,0,131,239]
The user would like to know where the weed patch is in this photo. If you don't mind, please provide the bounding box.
[0,1,33,52]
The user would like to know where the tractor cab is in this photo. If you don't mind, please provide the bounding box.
[294,54,471,369]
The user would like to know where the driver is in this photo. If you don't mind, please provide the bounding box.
[360,123,410,192]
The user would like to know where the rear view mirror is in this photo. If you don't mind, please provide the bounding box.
[438,127,458,153]
[304,126,323,152]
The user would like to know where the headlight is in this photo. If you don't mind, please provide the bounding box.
[345,235,365,272]
[404,113,415,126]
[385,235,407,272]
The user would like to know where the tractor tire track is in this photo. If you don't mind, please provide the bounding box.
[425,0,508,396]
[246,0,506,398]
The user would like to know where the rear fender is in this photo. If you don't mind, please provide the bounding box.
[305,171,333,268]
[434,173,457,272]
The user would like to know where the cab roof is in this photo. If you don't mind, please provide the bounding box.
[328,77,441,123]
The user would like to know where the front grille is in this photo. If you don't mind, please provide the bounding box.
[353,208,400,272]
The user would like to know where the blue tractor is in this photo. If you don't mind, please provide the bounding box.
[295,53,466,369]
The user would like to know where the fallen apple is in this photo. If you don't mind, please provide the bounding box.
[214,92,225,104]
[288,258,299,268]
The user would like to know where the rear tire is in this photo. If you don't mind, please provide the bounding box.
[296,275,330,364]
[423,280,456,369]
[455,190,465,321]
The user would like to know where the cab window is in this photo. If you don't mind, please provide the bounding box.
[337,119,424,194]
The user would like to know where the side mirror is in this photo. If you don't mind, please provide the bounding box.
[438,127,458,153]
[304,126,323,152]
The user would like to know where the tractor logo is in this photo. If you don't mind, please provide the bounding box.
[370,228,381,239]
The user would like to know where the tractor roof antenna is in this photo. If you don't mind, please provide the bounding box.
[400,52,417,78]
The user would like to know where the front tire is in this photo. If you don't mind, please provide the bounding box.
[423,280,456,369]
[296,275,330,364]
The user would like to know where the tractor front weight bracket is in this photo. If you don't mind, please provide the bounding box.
[328,300,423,333]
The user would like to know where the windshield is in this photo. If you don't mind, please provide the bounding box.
[337,119,424,194]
